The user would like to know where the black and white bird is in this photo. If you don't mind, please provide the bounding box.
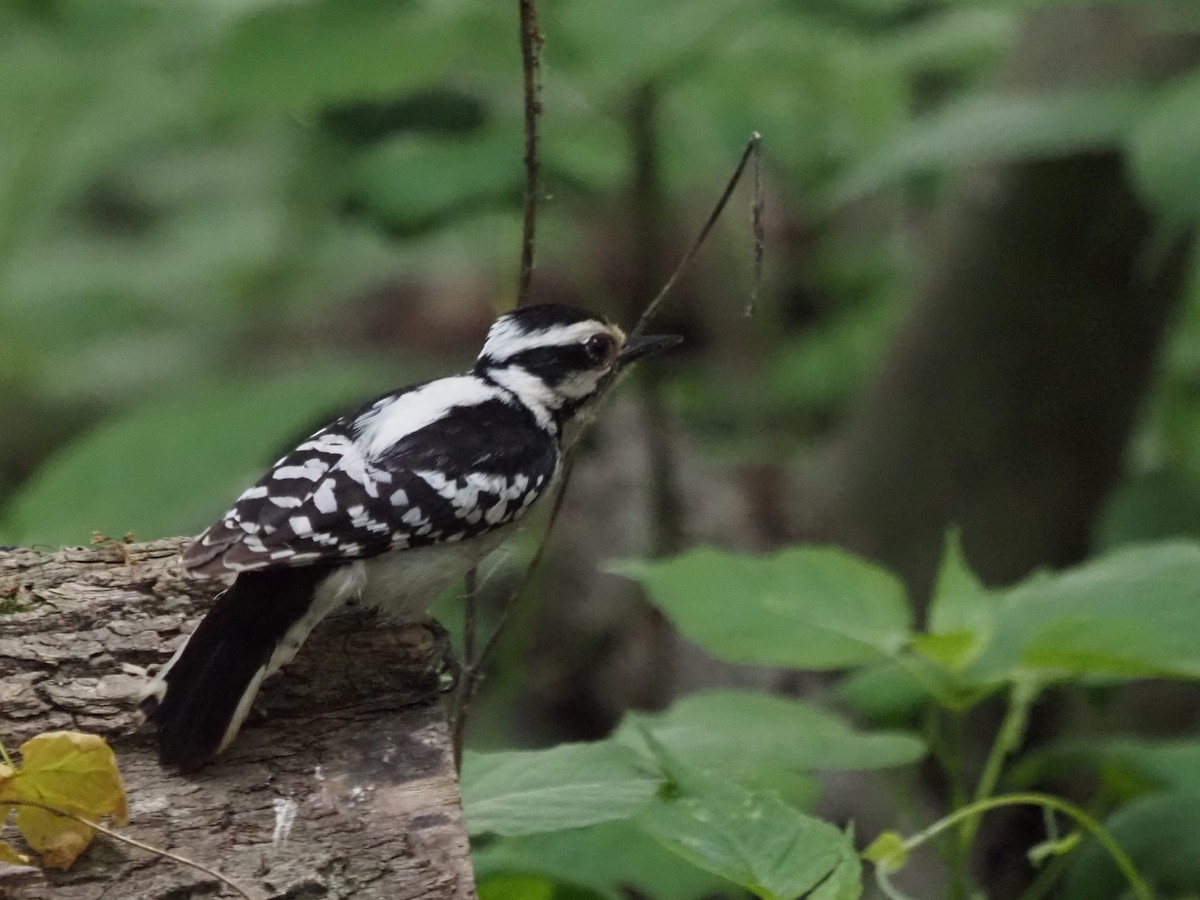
[140,304,679,770]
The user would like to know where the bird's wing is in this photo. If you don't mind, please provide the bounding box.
[182,394,559,577]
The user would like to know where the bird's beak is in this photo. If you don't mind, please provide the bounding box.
[617,333,683,366]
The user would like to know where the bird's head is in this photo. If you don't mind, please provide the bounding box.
[474,304,681,437]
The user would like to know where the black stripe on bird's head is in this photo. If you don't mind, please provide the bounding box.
[474,304,681,428]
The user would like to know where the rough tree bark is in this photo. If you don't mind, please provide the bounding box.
[0,538,476,900]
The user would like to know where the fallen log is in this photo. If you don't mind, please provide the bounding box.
[0,538,475,899]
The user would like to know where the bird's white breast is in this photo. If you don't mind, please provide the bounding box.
[358,524,518,620]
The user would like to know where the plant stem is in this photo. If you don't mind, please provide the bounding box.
[941,711,972,900]
[875,864,920,900]
[960,679,1038,849]
[1018,846,1074,900]
[0,738,13,768]
[5,798,258,899]
[896,792,1150,900]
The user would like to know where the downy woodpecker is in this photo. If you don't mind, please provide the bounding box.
[141,304,680,769]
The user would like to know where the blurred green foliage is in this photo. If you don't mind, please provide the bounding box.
[3,0,1200,546]
[2,367,387,544]
[0,0,1015,540]
[4,0,1199,541]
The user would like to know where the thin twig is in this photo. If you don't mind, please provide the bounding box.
[747,134,764,317]
[5,798,258,900]
[479,451,575,666]
[451,567,479,770]
[461,568,479,679]
[450,0,546,770]
[449,452,577,763]
[632,131,763,336]
[516,0,544,306]
[450,129,763,755]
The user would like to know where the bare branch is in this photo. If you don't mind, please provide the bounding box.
[450,0,547,772]
[517,0,544,306]
[633,132,763,336]
[748,134,764,317]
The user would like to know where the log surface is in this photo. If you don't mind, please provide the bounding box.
[0,538,476,899]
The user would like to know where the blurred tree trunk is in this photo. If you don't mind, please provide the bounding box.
[0,539,475,900]
[790,3,1199,602]
[785,5,1199,895]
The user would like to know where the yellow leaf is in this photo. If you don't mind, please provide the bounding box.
[0,838,31,866]
[12,732,128,826]
[14,805,93,870]
[7,731,128,869]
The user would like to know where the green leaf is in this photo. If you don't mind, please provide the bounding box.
[350,128,522,233]
[477,875,558,900]
[209,0,508,112]
[614,547,912,669]
[1063,792,1200,899]
[807,838,863,900]
[910,632,980,672]
[834,662,939,725]
[1014,737,1200,800]
[862,831,908,874]
[1128,70,1200,223]
[877,8,1016,76]
[472,820,731,900]
[836,85,1147,201]
[636,733,861,900]
[927,531,992,638]
[552,0,757,94]
[617,690,925,780]
[0,368,385,546]
[476,873,605,900]
[461,742,661,837]
[968,542,1200,683]
[1095,470,1200,550]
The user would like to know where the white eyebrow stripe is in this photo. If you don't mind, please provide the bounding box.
[481,320,603,360]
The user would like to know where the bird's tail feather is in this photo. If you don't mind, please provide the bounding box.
[141,563,347,770]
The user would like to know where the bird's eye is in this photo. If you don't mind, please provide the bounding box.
[584,334,615,363]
